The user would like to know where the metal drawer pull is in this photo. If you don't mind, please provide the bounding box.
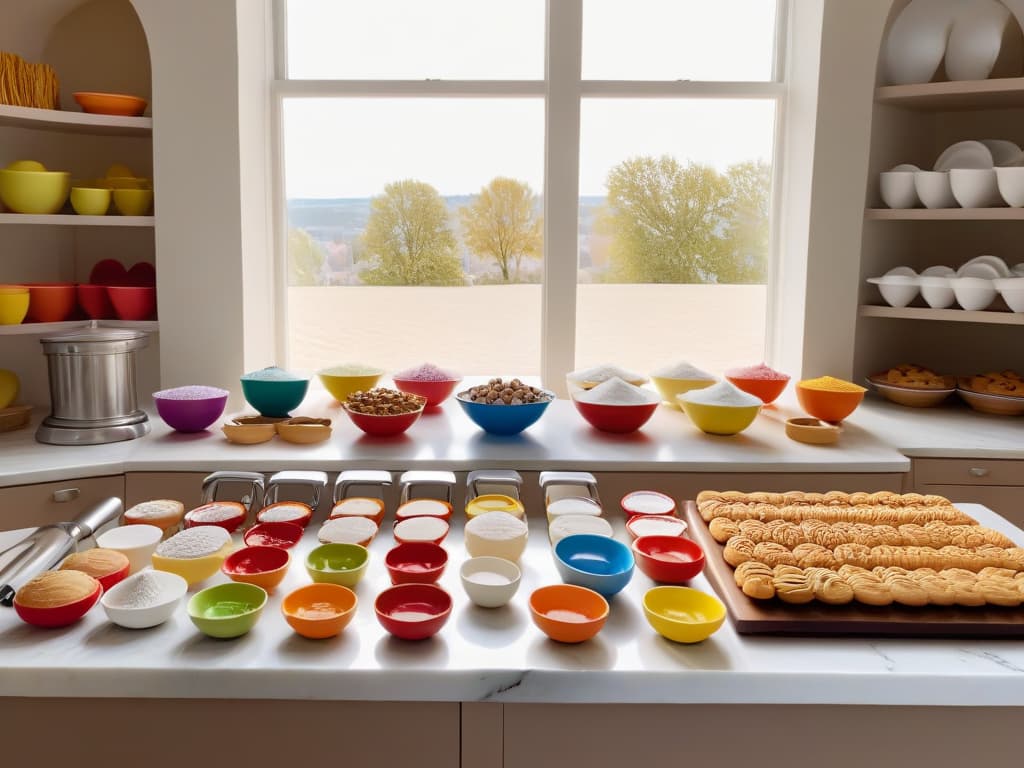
[52,488,80,503]
[968,468,990,478]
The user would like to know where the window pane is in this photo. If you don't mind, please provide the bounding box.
[283,98,544,376]
[576,99,775,375]
[582,0,777,81]
[286,0,545,80]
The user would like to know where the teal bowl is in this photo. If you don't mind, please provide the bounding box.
[240,376,309,417]
[187,582,267,639]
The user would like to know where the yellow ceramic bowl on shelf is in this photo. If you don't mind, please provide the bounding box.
[642,586,726,644]
[678,398,760,436]
[113,188,153,216]
[0,286,30,325]
[650,376,715,409]
[0,169,71,214]
[151,541,234,587]
[317,367,383,402]
[70,187,111,216]
[98,176,152,190]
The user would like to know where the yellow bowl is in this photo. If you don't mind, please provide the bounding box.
[650,376,715,409]
[70,187,111,216]
[643,586,726,643]
[678,398,760,436]
[0,287,30,325]
[151,541,234,586]
[113,188,153,216]
[0,169,71,214]
[317,367,383,402]
[98,176,152,190]
[6,160,45,172]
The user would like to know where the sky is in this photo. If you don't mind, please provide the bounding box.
[282,0,778,199]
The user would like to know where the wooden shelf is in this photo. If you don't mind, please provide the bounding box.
[0,213,153,226]
[859,305,1024,326]
[876,78,1024,110]
[0,320,158,336]
[865,208,1024,220]
[0,103,151,136]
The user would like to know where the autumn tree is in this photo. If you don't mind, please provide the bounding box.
[360,180,464,286]
[288,227,327,286]
[459,177,543,282]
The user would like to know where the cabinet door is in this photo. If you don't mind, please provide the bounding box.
[914,459,1024,487]
[125,472,208,511]
[918,484,1024,529]
[0,475,124,530]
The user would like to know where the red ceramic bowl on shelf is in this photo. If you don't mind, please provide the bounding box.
[572,399,659,434]
[14,580,102,628]
[391,377,462,407]
[26,283,76,323]
[244,521,304,550]
[77,284,114,319]
[385,542,449,585]
[631,535,705,583]
[375,583,452,640]
[343,403,425,437]
[107,286,156,321]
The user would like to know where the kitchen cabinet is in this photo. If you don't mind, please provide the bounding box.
[125,472,207,512]
[0,474,123,528]
[912,458,1024,527]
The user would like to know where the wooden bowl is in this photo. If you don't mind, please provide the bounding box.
[785,417,841,445]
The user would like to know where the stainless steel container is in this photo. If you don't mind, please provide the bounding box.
[36,329,150,445]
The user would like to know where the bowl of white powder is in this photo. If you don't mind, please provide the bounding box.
[571,376,660,433]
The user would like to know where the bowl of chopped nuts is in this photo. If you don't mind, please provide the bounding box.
[342,387,426,436]
[456,378,555,436]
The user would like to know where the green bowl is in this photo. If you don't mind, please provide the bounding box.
[306,543,369,588]
[187,582,267,639]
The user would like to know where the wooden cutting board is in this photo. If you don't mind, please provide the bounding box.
[682,501,1024,637]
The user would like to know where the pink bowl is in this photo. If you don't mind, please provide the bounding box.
[107,286,156,321]
[392,377,462,407]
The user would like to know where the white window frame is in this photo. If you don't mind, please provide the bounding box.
[271,0,789,392]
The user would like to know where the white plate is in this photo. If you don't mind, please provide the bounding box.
[946,0,1024,80]
[935,140,994,171]
[1012,263,1024,276]
[921,265,956,277]
[957,261,1001,279]
[891,163,920,172]
[962,254,1011,277]
[883,0,965,85]
[981,139,1023,167]
[884,266,917,277]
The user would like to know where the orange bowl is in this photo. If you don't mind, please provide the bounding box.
[529,584,609,643]
[281,582,358,639]
[73,91,148,117]
[796,383,865,423]
[25,283,76,323]
[724,373,791,404]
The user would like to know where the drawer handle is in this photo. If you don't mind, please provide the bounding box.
[52,488,81,503]
[968,468,990,478]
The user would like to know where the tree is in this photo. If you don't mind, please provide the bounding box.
[288,227,326,286]
[598,156,731,284]
[719,160,771,284]
[459,177,542,282]
[360,180,464,286]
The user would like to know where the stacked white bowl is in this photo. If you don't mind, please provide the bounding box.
[868,256,1024,312]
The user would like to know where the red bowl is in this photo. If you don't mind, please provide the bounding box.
[77,284,114,319]
[375,583,452,640]
[244,521,304,549]
[572,398,658,434]
[330,497,386,525]
[626,515,688,540]
[393,516,450,546]
[385,542,448,585]
[184,502,247,533]
[107,285,156,321]
[725,374,791,404]
[95,561,130,592]
[221,545,290,590]
[392,377,461,407]
[14,581,102,628]
[343,404,424,436]
[395,498,453,523]
[26,283,76,323]
[632,535,705,583]
[257,502,313,528]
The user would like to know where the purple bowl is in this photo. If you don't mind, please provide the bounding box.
[153,385,229,432]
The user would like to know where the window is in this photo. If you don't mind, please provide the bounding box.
[275,0,785,385]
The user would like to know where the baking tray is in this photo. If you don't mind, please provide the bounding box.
[682,501,1024,637]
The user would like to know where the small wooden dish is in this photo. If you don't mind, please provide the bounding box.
[222,422,276,444]
[233,415,288,425]
[785,417,840,445]
[275,420,332,444]
[0,404,31,432]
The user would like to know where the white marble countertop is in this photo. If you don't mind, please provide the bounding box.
[0,389,912,487]
[1,503,1023,705]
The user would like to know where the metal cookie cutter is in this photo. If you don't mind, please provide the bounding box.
[398,470,457,504]
[201,471,265,525]
[538,471,601,508]
[265,471,329,514]
[333,470,393,503]
[466,469,524,501]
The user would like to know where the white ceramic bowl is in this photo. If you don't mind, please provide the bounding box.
[879,171,920,208]
[460,556,521,608]
[961,255,1011,277]
[101,569,188,629]
[996,166,1024,206]
[867,275,919,307]
[920,265,956,277]
[914,171,957,208]
[917,276,956,308]
[950,168,1004,208]
[950,276,997,311]
[994,277,1024,312]
[95,524,164,574]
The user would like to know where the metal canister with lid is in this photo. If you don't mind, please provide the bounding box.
[36,328,150,445]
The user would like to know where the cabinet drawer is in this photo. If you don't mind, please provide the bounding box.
[918,484,1024,530]
[914,459,1024,487]
[0,475,125,530]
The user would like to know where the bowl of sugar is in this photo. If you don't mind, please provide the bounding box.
[678,381,762,436]
[570,376,660,433]
[101,569,188,629]
[460,556,521,608]
[649,361,716,409]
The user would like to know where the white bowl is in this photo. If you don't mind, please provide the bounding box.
[950,276,997,310]
[867,275,919,307]
[914,171,958,208]
[961,255,1011,277]
[934,140,994,171]
[101,569,188,629]
[880,171,920,208]
[891,163,920,172]
[957,261,1001,279]
[945,0,1023,81]
[884,266,917,277]
[995,166,1024,206]
[994,277,1024,312]
[950,168,1004,208]
[921,265,956,277]
[917,276,956,308]
[459,556,521,608]
[95,524,164,574]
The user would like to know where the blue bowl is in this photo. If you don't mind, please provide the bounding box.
[240,376,309,417]
[455,392,553,436]
[553,534,635,597]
